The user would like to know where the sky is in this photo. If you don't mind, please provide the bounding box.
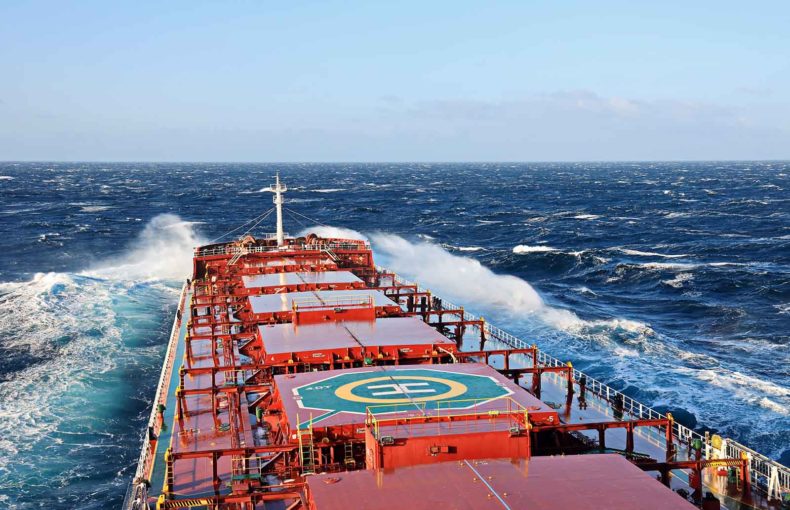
[0,0,789,162]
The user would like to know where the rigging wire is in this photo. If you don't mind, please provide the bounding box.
[208,207,275,244]
[283,208,309,230]
[283,207,331,229]
[240,207,276,238]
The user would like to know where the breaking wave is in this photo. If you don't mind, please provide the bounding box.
[618,248,689,258]
[83,214,205,281]
[0,215,202,507]
[298,225,368,241]
[513,245,558,254]
[372,233,544,312]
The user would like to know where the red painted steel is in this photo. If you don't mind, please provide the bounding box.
[141,232,749,510]
[307,455,699,510]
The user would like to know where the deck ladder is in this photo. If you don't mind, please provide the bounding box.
[344,441,355,468]
[227,247,247,266]
[297,414,316,474]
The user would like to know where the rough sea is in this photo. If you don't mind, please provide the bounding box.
[0,162,788,509]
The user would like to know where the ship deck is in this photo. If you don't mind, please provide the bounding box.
[307,455,699,510]
[242,270,362,289]
[125,231,787,510]
[258,316,456,364]
[273,363,557,432]
[249,289,395,314]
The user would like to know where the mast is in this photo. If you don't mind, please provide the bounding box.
[267,173,287,246]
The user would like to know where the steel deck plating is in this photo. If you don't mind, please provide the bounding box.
[123,176,788,510]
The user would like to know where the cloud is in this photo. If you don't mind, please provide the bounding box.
[406,90,737,126]
[736,87,773,97]
[2,89,787,161]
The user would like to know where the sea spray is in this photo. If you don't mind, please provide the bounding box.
[371,233,544,312]
[83,214,205,281]
[0,214,202,509]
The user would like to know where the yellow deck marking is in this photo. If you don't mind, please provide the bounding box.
[334,375,467,404]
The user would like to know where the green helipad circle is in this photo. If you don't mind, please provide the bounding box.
[335,375,467,404]
[294,369,513,419]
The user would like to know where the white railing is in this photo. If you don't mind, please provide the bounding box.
[122,283,189,510]
[378,266,789,500]
[292,294,373,310]
[195,240,369,257]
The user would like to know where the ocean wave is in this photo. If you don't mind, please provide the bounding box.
[0,176,13,181]
[662,272,693,288]
[617,248,689,258]
[0,270,175,495]
[298,225,368,241]
[313,188,346,193]
[442,244,485,252]
[572,286,598,296]
[83,214,204,281]
[635,261,700,271]
[286,198,322,204]
[573,214,600,220]
[373,234,544,312]
[80,205,113,213]
[694,369,790,407]
[513,245,558,254]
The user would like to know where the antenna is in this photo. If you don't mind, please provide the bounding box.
[265,172,287,246]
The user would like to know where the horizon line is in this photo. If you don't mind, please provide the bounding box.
[2,159,790,165]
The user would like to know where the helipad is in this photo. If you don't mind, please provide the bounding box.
[273,363,557,430]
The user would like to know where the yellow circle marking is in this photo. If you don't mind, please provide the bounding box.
[334,375,467,404]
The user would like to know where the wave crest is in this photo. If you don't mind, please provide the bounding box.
[83,213,204,281]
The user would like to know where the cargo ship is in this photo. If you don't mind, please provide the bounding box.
[124,176,789,510]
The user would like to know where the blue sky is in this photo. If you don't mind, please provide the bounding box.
[1,1,788,161]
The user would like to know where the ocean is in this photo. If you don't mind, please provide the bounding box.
[0,161,788,509]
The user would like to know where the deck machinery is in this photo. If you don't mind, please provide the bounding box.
[124,178,789,510]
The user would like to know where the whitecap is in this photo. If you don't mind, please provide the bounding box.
[442,244,485,252]
[313,188,346,193]
[298,225,367,241]
[662,272,693,288]
[373,234,544,312]
[83,213,205,280]
[513,245,558,254]
[80,205,113,213]
[639,262,699,271]
[0,175,13,181]
[573,214,600,220]
[618,248,689,259]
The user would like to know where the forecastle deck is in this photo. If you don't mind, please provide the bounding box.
[123,233,789,510]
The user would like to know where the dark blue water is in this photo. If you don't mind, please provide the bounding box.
[0,162,788,509]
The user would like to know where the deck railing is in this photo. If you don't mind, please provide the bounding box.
[291,293,373,311]
[378,266,789,500]
[366,397,529,440]
[195,240,370,257]
[122,283,189,510]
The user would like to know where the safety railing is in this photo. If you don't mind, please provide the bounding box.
[366,397,529,440]
[122,283,189,510]
[291,293,373,311]
[195,240,370,257]
[376,266,789,500]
